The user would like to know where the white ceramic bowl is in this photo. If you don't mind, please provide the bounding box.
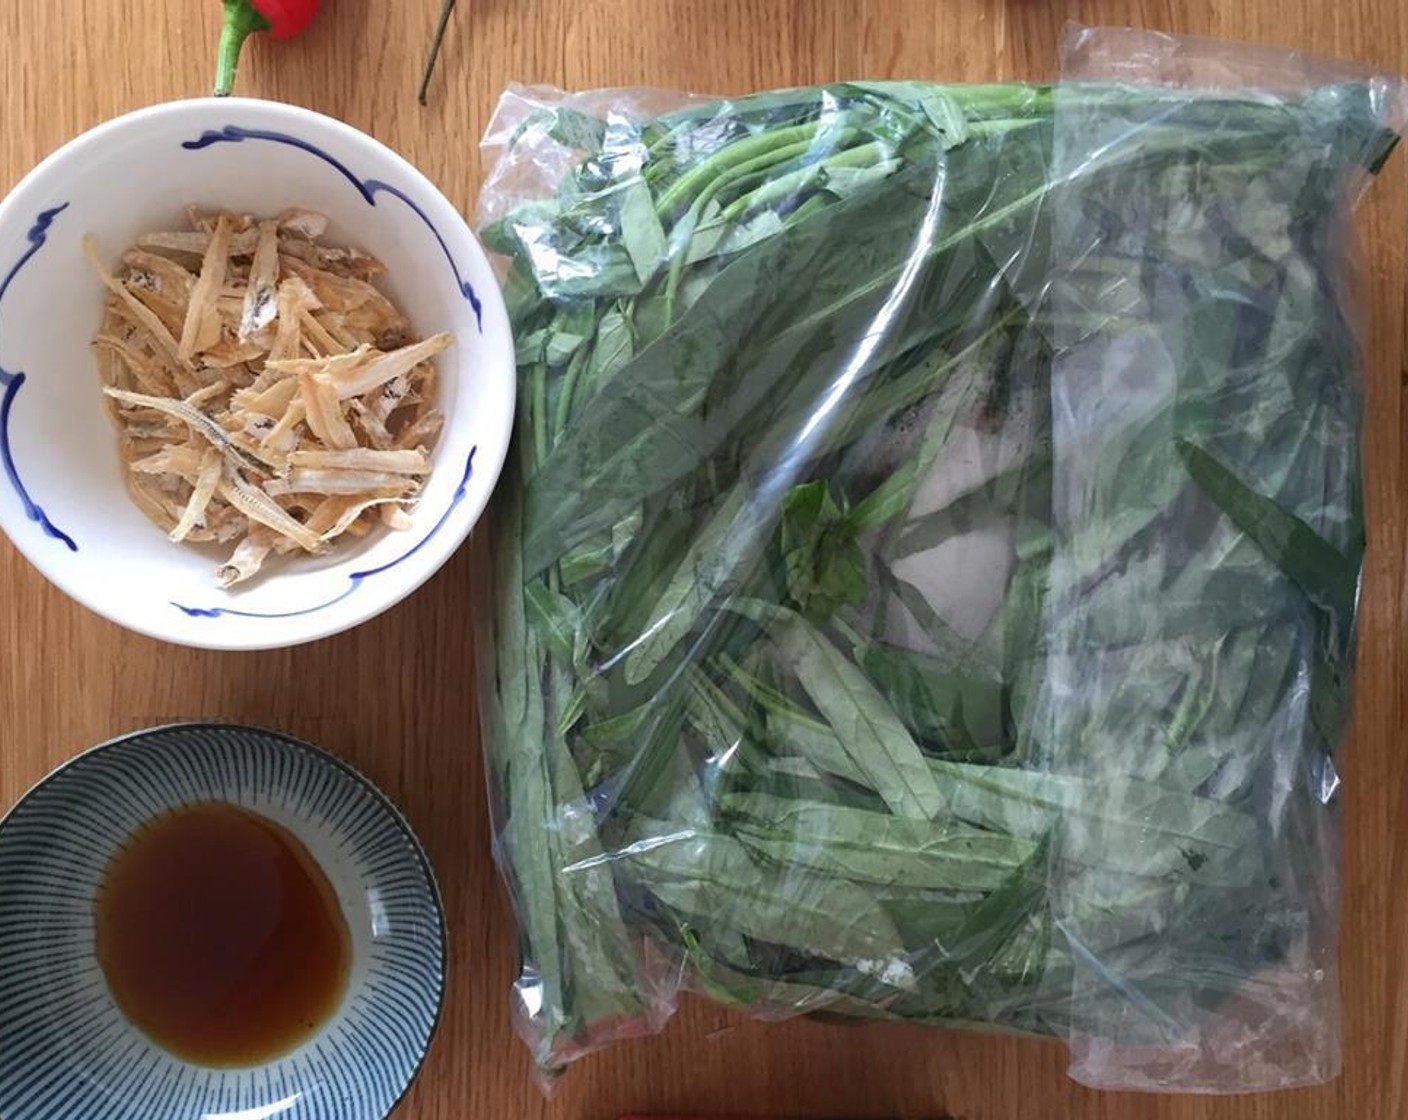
[0,99,514,649]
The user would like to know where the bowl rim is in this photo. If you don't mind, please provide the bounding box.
[0,720,449,1120]
[0,96,513,652]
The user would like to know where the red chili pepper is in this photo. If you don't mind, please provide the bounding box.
[214,0,319,97]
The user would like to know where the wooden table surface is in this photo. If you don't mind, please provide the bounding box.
[2,2,1406,1118]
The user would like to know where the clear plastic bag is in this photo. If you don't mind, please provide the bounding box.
[475,25,1406,1093]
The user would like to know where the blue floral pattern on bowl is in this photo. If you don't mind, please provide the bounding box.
[181,125,484,332]
[173,447,477,620]
[0,203,77,551]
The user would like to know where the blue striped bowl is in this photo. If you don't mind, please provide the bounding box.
[0,724,446,1120]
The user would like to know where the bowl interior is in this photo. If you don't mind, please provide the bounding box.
[0,724,445,1120]
[0,99,514,649]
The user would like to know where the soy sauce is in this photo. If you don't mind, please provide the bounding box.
[95,802,352,1067]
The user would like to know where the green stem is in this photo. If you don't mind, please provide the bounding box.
[718,140,888,222]
[418,0,458,106]
[552,346,589,446]
[698,136,842,215]
[530,364,549,469]
[661,137,820,319]
[655,122,833,217]
[661,129,864,320]
[214,0,270,97]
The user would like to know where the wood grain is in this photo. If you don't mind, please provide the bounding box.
[1,3,1404,1118]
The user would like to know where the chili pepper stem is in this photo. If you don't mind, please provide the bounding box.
[215,0,272,97]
